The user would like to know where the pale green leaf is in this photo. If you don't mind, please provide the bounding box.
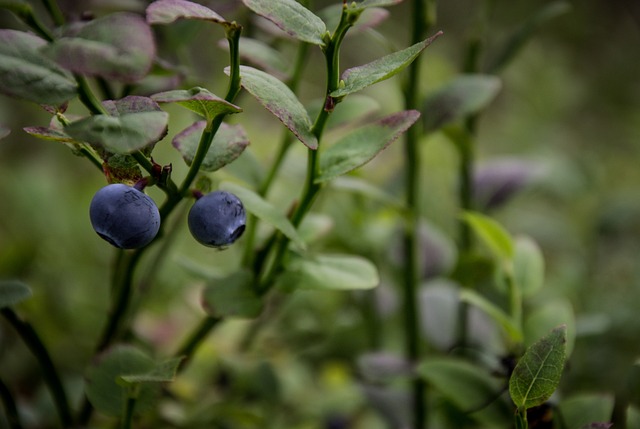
[459,289,523,343]
[525,299,575,355]
[119,357,184,384]
[509,325,567,410]
[0,281,32,308]
[279,254,379,291]
[331,32,442,98]
[146,0,228,25]
[461,211,514,261]
[228,65,317,149]
[513,235,545,297]
[316,110,420,183]
[558,394,614,429]
[151,87,241,121]
[242,0,327,46]
[202,269,263,318]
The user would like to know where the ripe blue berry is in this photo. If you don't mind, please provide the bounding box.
[89,184,160,249]
[188,191,246,248]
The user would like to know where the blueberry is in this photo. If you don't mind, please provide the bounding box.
[89,184,160,249]
[188,191,246,248]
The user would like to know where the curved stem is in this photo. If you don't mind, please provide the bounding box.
[0,377,24,429]
[174,317,222,371]
[1,308,73,428]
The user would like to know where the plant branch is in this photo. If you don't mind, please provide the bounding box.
[0,377,23,429]
[1,308,73,428]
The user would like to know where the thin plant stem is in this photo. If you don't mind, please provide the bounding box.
[0,376,24,429]
[121,394,136,429]
[402,0,436,428]
[174,317,222,371]
[40,0,64,27]
[1,308,74,428]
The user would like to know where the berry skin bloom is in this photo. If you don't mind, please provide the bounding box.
[89,184,161,249]
[188,191,246,248]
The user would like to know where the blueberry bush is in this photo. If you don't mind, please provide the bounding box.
[1,0,639,428]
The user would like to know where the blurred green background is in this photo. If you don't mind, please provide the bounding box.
[1,0,639,427]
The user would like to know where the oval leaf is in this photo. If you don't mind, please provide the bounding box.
[0,30,77,105]
[513,235,545,297]
[151,87,242,121]
[316,110,420,183]
[146,0,228,25]
[525,299,575,355]
[228,65,317,149]
[509,325,567,410]
[220,181,306,250]
[85,345,160,416]
[331,32,442,98]
[102,95,162,115]
[173,121,249,172]
[422,75,502,132]
[459,289,522,343]
[242,0,327,46]
[65,111,169,154]
[0,281,32,308]
[202,269,262,318]
[119,357,184,384]
[279,254,379,291]
[461,211,514,261]
[558,394,614,429]
[45,13,155,82]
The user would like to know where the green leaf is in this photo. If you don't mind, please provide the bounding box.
[0,124,9,141]
[279,254,379,291]
[202,269,263,318]
[513,236,545,297]
[461,211,514,261]
[316,110,420,183]
[0,30,77,105]
[242,0,327,46]
[330,32,442,98]
[85,345,160,416]
[102,95,163,115]
[459,289,523,343]
[146,0,229,26]
[172,121,249,172]
[228,65,317,149]
[65,111,169,154]
[525,298,575,355]
[0,281,32,308]
[509,325,567,410]
[118,357,184,384]
[45,13,155,82]
[151,87,242,121]
[330,177,403,209]
[220,181,306,250]
[220,37,290,80]
[418,358,510,422]
[422,75,502,133]
[558,394,614,429]
[24,116,76,143]
[488,2,572,73]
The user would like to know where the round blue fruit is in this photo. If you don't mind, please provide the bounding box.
[188,191,246,248]
[89,184,161,249]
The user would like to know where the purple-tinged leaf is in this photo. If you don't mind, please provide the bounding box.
[218,37,290,80]
[24,116,77,143]
[357,352,411,382]
[172,120,249,172]
[474,157,543,211]
[0,30,77,105]
[65,111,169,154]
[242,0,327,46]
[331,32,442,98]
[423,75,501,132]
[146,0,229,26]
[102,95,163,115]
[0,124,10,141]
[319,5,389,34]
[316,110,420,183]
[227,65,317,149]
[45,13,155,82]
[151,87,242,121]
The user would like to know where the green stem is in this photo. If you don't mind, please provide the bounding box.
[75,74,108,115]
[1,308,73,428]
[505,269,522,336]
[174,317,222,371]
[515,408,528,429]
[0,377,24,429]
[121,394,136,429]
[40,0,64,27]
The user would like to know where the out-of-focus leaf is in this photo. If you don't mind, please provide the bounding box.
[0,30,77,105]
[353,0,403,9]
[228,65,317,149]
[119,357,184,384]
[330,177,403,209]
[219,37,290,80]
[45,13,155,82]
[460,289,522,343]
[513,236,545,297]
[85,345,160,416]
[488,2,572,73]
[331,33,442,98]
[220,181,305,250]
[279,254,379,291]
[357,352,411,382]
[146,0,228,25]
[422,75,501,133]
[525,298,575,355]
[557,393,614,429]
[418,280,459,350]
[65,111,169,154]
[474,157,543,211]
[580,424,613,429]
[0,280,32,308]
[172,121,249,172]
[316,110,420,183]
[242,0,327,46]
[509,325,567,410]
[462,211,514,261]
[361,385,409,429]
[202,270,262,318]
[0,124,10,141]
[151,87,241,121]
